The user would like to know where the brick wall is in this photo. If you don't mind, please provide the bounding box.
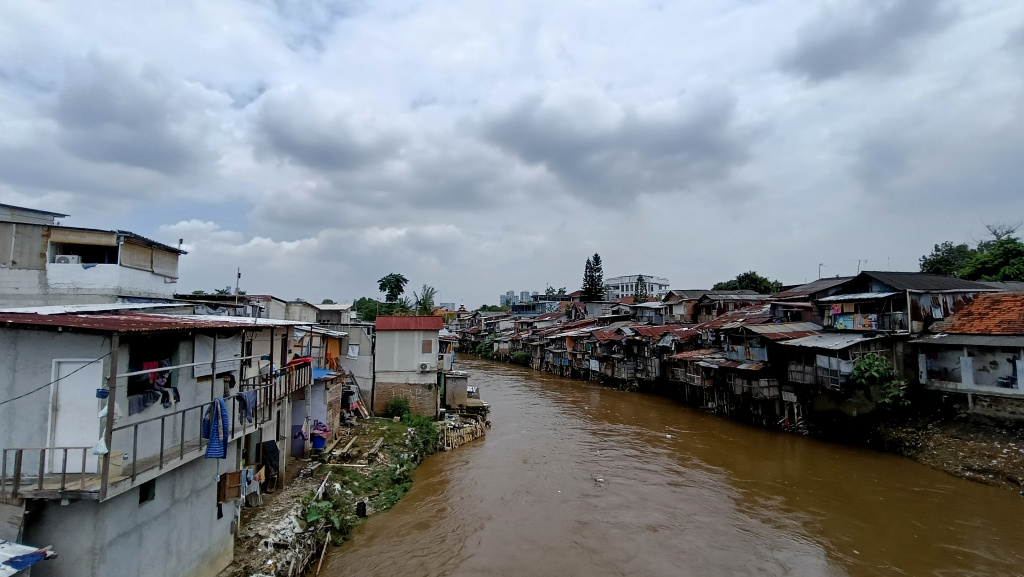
[374,381,438,416]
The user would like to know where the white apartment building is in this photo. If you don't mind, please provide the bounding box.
[605,275,671,300]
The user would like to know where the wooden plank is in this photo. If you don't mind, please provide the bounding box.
[0,501,24,541]
[367,437,384,457]
[340,436,358,456]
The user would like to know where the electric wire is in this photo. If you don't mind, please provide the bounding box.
[0,352,111,408]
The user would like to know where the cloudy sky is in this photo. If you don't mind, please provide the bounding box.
[2,1,1023,306]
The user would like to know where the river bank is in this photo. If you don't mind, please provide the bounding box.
[225,414,445,577]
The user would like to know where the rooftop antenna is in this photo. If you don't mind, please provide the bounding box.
[856,259,868,274]
[178,238,183,251]
[818,263,827,279]
[234,268,241,305]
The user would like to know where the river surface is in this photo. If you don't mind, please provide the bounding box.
[324,359,1024,577]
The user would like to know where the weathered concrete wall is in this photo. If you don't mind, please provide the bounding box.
[0,328,112,453]
[373,381,437,416]
[24,444,238,577]
[375,330,437,375]
[336,325,373,384]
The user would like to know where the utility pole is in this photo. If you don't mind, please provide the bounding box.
[234,267,241,305]
[818,263,827,280]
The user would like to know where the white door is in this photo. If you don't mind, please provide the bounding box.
[49,360,103,473]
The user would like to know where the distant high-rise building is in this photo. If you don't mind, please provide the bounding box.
[520,291,531,303]
[439,302,456,310]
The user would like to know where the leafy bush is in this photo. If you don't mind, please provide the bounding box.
[475,334,496,359]
[401,413,440,459]
[384,396,410,418]
[510,350,531,366]
[850,353,909,408]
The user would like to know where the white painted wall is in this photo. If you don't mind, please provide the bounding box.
[375,329,438,385]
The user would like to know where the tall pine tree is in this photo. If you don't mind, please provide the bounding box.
[581,253,605,301]
[633,274,650,303]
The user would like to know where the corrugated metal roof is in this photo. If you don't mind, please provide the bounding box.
[0,302,187,315]
[745,322,822,340]
[817,292,898,302]
[928,292,1024,335]
[772,277,853,300]
[776,333,886,350]
[668,348,723,361]
[0,313,305,333]
[697,304,773,330]
[375,316,444,331]
[910,334,1024,347]
[861,271,998,292]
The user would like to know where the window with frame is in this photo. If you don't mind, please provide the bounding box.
[422,339,433,354]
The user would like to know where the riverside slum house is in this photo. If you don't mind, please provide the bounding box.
[0,203,186,308]
[911,291,1024,414]
[0,309,310,577]
[771,271,999,422]
[372,316,443,416]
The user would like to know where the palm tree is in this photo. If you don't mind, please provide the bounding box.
[392,297,414,316]
[413,284,438,315]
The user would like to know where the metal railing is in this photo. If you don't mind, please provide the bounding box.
[1,447,93,498]
[1,364,312,501]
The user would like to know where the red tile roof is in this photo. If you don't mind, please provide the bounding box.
[375,316,444,331]
[934,292,1024,335]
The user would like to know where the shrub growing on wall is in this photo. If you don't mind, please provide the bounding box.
[384,396,411,418]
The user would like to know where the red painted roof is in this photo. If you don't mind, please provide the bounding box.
[935,292,1024,335]
[375,316,444,331]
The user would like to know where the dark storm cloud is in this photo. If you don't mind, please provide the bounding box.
[251,88,402,171]
[781,0,959,81]
[480,89,751,202]
[53,53,224,175]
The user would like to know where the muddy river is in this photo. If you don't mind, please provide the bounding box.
[324,359,1024,576]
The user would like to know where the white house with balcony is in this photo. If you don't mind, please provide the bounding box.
[0,309,309,577]
[0,203,185,307]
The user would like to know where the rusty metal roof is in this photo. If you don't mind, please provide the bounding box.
[0,312,305,333]
[744,322,822,340]
[930,292,1024,335]
[375,316,444,331]
[771,277,853,300]
[697,304,773,330]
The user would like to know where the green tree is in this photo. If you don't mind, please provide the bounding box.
[712,271,783,294]
[377,273,409,302]
[919,241,977,277]
[556,287,566,295]
[413,284,438,315]
[191,290,207,295]
[958,237,1024,281]
[393,296,414,315]
[849,353,909,408]
[632,274,650,303]
[478,304,505,312]
[580,253,605,301]
[545,286,556,295]
[321,298,336,304]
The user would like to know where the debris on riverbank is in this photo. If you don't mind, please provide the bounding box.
[227,414,447,577]
[879,418,1024,491]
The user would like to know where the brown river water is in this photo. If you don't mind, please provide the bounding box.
[324,358,1024,577]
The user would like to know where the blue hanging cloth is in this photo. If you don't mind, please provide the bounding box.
[201,397,229,459]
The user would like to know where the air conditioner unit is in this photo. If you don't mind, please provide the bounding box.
[418,361,432,372]
[54,255,81,264]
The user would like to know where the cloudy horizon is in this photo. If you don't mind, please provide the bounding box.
[2,0,1023,306]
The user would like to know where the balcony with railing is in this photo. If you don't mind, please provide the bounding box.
[1,364,311,502]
